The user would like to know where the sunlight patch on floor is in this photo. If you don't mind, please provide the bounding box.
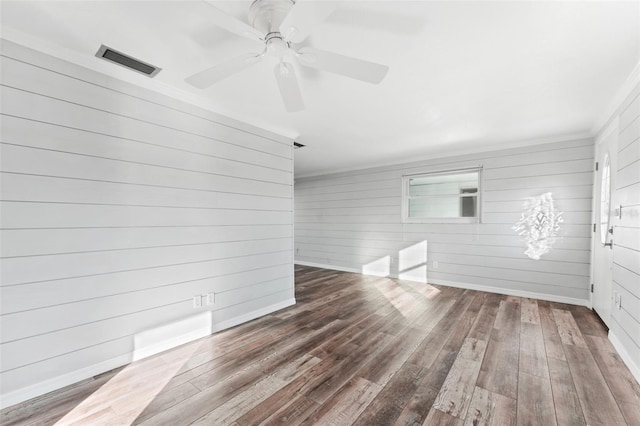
[359,241,437,317]
[54,332,203,424]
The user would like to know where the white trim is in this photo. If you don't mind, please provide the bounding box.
[295,260,360,274]
[0,352,135,411]
[0,298,296,410]
[295,132,592,180]
[292,142,296,299]
[427,278,590,308]
[402,166,483,178]
[609,331,640,385]
[211,298,296,333]
[589,116,619,325]
[401,167,482,224]
[595,116,621,147]
[591,60,640,136]
[131,326,211,363]
[294,261,590,307]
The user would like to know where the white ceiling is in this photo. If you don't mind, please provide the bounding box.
[1,1,639,177]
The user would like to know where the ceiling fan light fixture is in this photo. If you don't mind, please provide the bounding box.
[274,62,304,112]
[266,35,289,58]
[278,62,291,75]
[187,0,389,111]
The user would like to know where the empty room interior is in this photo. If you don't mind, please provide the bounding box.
[1,0,640,424]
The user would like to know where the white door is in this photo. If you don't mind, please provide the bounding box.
[592,121,617,327]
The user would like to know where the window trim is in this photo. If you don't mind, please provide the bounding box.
[401,166,483,224]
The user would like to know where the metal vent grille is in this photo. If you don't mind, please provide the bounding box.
[96,45,161,77]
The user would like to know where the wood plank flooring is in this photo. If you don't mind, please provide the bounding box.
[2,265,639,425]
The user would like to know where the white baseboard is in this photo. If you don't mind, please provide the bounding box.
[0,298,296,410]
[212,298,296,333]
[132,326,212,362]
[295,260,360,274]
[294,261,590,307]
[428,278,590,307]
[609,331,640,385]
[0,352,133,410]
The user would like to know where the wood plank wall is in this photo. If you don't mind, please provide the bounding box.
[0,40,294,406]
[294,138,594,304]
[612,83,640,376]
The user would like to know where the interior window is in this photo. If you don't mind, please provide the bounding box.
[403,168,481,223]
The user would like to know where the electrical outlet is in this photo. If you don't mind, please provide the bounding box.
[205,293,215,306]
[432,260,439,269]
[192,295,202,308]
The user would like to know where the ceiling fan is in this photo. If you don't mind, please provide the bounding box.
[185,0,389,112]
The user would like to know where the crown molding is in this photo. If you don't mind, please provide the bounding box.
[591,60,640,136]
[295,131,592,180]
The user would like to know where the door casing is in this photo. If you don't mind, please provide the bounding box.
[591,118,618,327]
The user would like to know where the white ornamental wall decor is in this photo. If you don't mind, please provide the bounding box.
[513,192,563,260]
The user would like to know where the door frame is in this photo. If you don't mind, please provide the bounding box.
[590,116,618,320]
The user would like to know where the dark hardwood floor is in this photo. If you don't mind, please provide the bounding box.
[3,265,640,425]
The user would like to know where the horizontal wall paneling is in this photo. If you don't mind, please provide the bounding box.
[295,138,594,304]
[0,40,294,407]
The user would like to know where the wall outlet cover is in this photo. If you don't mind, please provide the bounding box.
[206,293,215,306]
[192,295,202,308]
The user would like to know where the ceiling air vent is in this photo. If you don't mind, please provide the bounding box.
[95,45,161,77]
[293,142,305,149]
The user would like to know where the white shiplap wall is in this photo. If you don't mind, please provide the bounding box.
[611,82,640,381]
[0,40,294,407]
[295,138,593,304]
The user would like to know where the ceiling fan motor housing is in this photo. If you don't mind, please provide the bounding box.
[248,0,294,35]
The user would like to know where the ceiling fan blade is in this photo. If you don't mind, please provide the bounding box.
[297,47,388,84]
[203,1,264,42]
[273,62,304,112]
[185,53,263,89]
[279,1,339,43]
